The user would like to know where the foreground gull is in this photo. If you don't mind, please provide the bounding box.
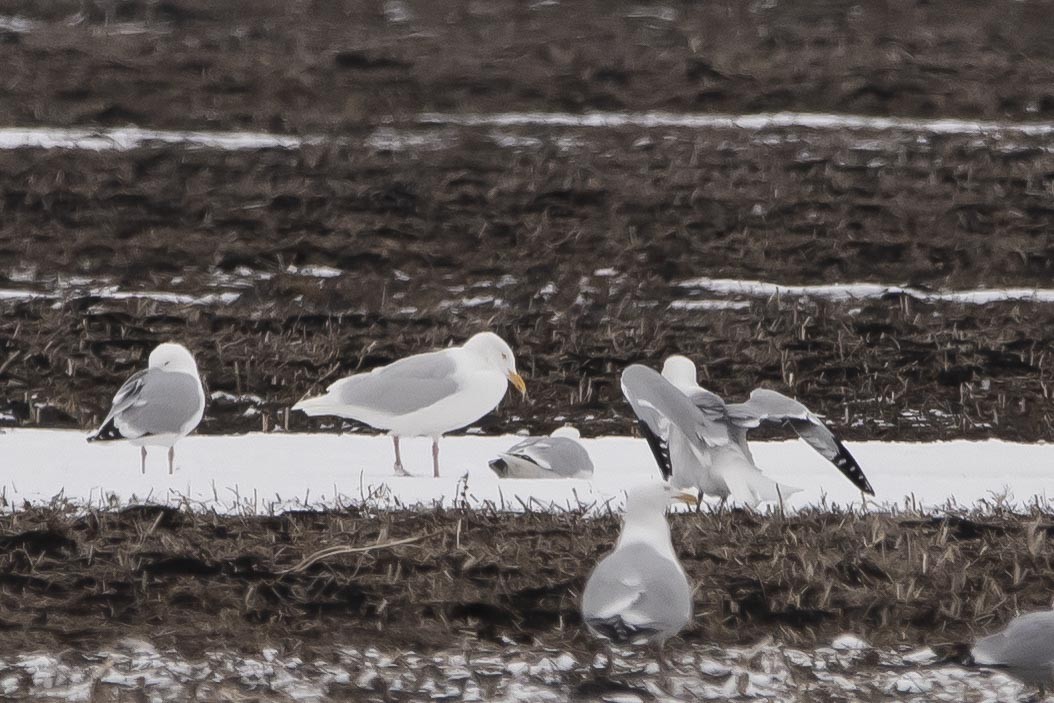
[581,482,697,665]
[87,342,206,474]
[488,426,594,479]
[971,610,1054,694]
[660,355,875,502]
[293,332,526,477]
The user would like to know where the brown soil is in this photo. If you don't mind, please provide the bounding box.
[0,504,1051,660]
[1,126,1052,440]
[3,0,1054,131]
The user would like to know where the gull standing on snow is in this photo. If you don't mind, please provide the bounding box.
[581,482,697,666]
[488,426,594,479]
[620,363,799,508]
[293,332,526,477]
[87,342,206,474]
[971,610,1054,694]
[660,355,874,500]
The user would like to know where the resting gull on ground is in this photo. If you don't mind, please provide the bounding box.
[971,609,1054,695]
[87,342,206,474]
[293,331,526,477]
[581,482,697,667]
[660,355,874,500]
[488,426,594,479]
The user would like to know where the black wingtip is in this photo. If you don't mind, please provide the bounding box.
[87,418,123,443]
[635,418,672,481]
[586,615,661,645]
[835,439,875,495]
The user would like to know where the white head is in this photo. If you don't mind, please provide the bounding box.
[148,342,199,375]
[551,425,580,439]
[617,482,697,555]
[464,332,526,395]
[661,355,699,388]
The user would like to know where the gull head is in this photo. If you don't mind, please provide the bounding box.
[624,482,698,521]
[618,482,698,552]
[551,425,580,439]
[148,342,199,375]
[465,332,526,396]
[661,354,699,388]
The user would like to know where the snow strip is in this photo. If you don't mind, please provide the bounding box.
[0,430,1050,515]
[0,288,240,305]
[677,277,1054,304]
[419,110,1054,136]
[0,127,314,151]
[5,110,1054,154]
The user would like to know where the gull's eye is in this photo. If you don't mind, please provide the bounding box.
[501,353,508,360]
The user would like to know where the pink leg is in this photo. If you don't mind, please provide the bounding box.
[168,446,175,475]
[432,437,440,478]
[141,446,147,474]
[393,436,409,476]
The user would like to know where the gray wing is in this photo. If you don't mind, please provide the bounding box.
[115,371,203,437]
[620,364,730,480]
[105,368,150,423]
[92,369,203,440]
[89,368,152,440]
[502,436,594,477]
[973,611,1054,669]
[328,350,459,416]
[726,388,875,495]
[581,542,692,644]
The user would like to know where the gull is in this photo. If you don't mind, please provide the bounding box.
[293,331,526,477]
[620,363,798,508]
[581,482,697,667]
[87,342,206,474]
[660,355,875,503]
[971,610,1054,695]
[488,426,594,479]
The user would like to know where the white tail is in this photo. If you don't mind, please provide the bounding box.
[291,395,336,416]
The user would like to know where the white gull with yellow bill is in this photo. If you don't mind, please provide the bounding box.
[293,331,526,477]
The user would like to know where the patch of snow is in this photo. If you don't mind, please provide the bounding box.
[676,276,1054,304]
[419,110,1054,137]
[0,15,35,33]
[286,264,342,279]
[668,299,751,311]
[0,127,315,151]
[831,634,870,651]
[0,430,1052,516]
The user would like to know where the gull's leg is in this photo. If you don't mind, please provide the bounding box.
[392,436,410,476]
[695,489,703,513]
[140,446,147,474]
[168,446,175,475]
[432,437,440,478]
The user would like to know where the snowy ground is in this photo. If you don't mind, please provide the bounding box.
[0,430,1049,515]
[1,635,1047,702]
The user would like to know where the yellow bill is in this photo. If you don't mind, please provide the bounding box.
[671,489,700,507]
[507,371,527,396]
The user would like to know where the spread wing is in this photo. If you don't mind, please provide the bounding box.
[726,388,874,495]
[620,364,730,480]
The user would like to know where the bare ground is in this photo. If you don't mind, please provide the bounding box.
[1,504,1052,659]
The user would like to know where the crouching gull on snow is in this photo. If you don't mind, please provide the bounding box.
[581,482,697,667]
[660,355,874,501]
[293,331,526,477]
[488,426,593,479]
[971,610,1054,694]
[87,342,206,474]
